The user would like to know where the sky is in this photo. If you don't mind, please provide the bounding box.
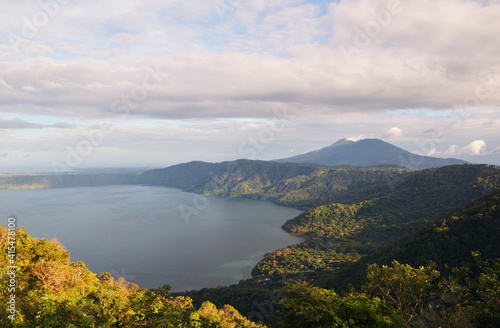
[1,0,500,172]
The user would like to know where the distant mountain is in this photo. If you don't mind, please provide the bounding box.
[275,138,467,169]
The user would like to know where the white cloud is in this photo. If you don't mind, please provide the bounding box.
[460,140,487,155]
[446,140,488,156]
[427,148,440,156]
[445,145,460,155]
[346,134,366,142]
[384,127,403,138]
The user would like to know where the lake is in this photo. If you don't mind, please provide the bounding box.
[0,185,303,292]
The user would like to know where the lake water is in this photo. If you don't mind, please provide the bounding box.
[0,185,303,292]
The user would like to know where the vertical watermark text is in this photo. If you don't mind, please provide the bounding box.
[6,216,17,321]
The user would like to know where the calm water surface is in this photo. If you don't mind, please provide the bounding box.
[0,185,303,291]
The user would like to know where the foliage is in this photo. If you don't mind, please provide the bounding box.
[252,239,362,278]
[363,255,500,328]
[280,256,500,328]
[366,261,441,326]
[467,252,500,328]
[329,188,500,292]
[255,164,500,278]
[183,177,500,327]
[0,227,265,327]
[2,162,500,327]
[141,159,410,209]
[281,282,405,328]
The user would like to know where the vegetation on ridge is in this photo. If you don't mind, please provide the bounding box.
[2,161,500,327]
[252,164,500,278]
[141,160,412,209]
[180,166,500,327]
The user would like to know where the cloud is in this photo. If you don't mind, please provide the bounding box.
[0,0,500,167]
[0,0,499,121]
[446,140,488,156]
[0,118,75,129]
[460,140,487,155]
[493,145,500,154]
[0,118,45,129]
[346,134,366,142]
[384,127,403,138]
[426,148,440,156]
[445,145,460,155]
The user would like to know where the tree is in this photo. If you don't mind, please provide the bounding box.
[366,260,440,326]
[468,251,500,328]
[281,282,404,328]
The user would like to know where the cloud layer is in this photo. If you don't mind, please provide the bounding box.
[0,0,499,169]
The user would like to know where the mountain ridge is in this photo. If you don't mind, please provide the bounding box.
[275,138,467,169]
[326,187,500,292]
[250,164,500,278]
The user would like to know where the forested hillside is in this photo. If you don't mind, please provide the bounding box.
[2,162,500,327]
[1,160,411,209]
[181,182,500,328]
[182,160,411,208]
[252,164,500,278]
[141,159,413,208]
[281,253,500,328]
[329,188,500,292]
[279,188,500,327]
[5,215,499,328]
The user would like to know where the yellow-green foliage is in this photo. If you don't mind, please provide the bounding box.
[281,282,405,328]
[0,227,266,328]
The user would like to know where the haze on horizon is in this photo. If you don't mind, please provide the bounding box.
[1,0,500,173]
